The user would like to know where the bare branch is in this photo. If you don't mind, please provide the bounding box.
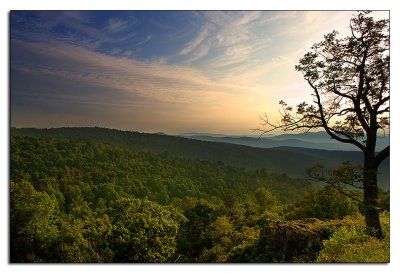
[308,174,363,203]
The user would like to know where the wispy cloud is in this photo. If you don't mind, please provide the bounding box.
[179,11,264,65]
[185,44,210,62]
[11,11,111,51]
[11,40,253,104]
[117,32,137,42]
[186,11,271,71]
[11,39,268,133]
[206,38,271,69]
[11,11,141,57]
[105,18,135,33]
[262,11,298,23]
[137,34,152,46]
[11,11,388,134]
[179,26,209,55]
[237,11,262,26]
[204,11,261,46]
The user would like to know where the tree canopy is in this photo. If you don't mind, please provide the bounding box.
[10,130,389,262]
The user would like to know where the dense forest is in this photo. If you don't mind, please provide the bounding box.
[10,128,389,262]
[11,127,390,188]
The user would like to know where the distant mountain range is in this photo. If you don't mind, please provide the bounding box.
[11,127,390,189]
[180,131,390,152]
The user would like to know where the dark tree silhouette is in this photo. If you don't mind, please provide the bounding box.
[256,11,389,238]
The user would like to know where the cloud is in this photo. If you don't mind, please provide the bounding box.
[185,44,210,62]
[137,34,152,46]
[237,11,262,26]
[179,11,264,64]
[11,40,253,105]
[262,11,298,23]
[12,11,386,134]
[11,39,269,133]
[179,27,209,55]
[105,18,135,33]
[186,11,271,71]
[117,32,137,42]
[11,11,112,53]
[204,11,261,47]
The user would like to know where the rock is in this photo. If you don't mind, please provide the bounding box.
[257,218,342,262]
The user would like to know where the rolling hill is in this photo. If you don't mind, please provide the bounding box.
[11,127,390,189]
[182,131,390,151]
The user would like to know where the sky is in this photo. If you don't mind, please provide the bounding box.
[10,10,389,135]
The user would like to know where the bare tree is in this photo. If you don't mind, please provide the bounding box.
[256,11,389,238]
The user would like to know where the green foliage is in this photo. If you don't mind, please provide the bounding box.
[286,186,359,220]
[108,198,185,262]
[175,198,260,263]
[209,216,234,245]
[317,213,389,262]
[254,187,279,213]
[227,241,259,263]
[50,217,96,262]
[14,126,383,190]
[10,181,59,262]
[307,161,364,192]
[11,135,311,209]
[378,189,390,212]
[176,200,216,260]
[10,132,389,263]
[199,244,227,262]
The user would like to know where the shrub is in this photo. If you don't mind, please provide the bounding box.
[317,213,389,263]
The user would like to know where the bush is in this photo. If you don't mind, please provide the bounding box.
[317,213,389,263]
[108,198,186,262]
[286,186,359,220]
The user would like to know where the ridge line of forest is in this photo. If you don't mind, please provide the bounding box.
[11,127,389,189]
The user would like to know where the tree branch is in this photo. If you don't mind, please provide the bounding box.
[308,174,363,203]
[330,77,354,100]
[308,79,366,151]
[375,145,389,167]
[354,51,372,132]
[251,113,320,137]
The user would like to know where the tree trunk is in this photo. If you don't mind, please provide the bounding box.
[363,156,383,238]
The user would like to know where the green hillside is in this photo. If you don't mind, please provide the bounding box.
[11,127,389,189]
[10,135,313,206]
[10,130,389,263]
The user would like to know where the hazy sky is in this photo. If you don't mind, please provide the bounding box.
[10,10,389,135]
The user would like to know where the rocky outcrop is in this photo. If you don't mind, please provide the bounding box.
[257,218,343,262]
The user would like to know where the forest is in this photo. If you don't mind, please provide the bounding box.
[10,129,389,263]
[10,127,390,189]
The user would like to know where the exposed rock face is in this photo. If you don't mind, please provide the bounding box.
[257,218,341,262]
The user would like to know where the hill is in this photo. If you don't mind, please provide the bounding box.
[10,128,390,263]
[182,131,390,151]
[11,127,389,189]
[10,134,314,205]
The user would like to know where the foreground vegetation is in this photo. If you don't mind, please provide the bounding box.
[10,134,389,262]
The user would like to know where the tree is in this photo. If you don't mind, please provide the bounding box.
[254,187,279,213]
[108,197,184,262]
[286,185,359,220]
[10,181,59,262]
[176,201,216,260]
[256,11,389,237]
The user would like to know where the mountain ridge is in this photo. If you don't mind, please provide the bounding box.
[11,127,389,189]
[182,132,389,152]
